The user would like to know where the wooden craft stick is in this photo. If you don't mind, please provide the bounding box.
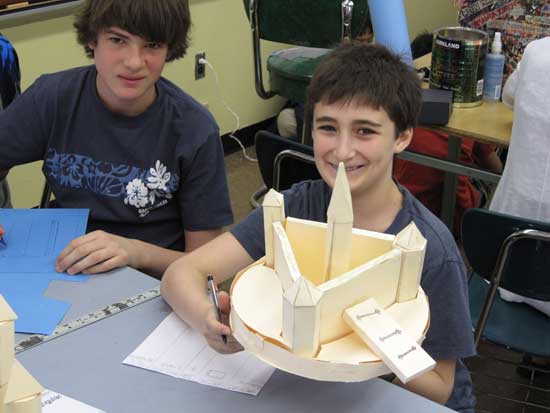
[344,298,435,383]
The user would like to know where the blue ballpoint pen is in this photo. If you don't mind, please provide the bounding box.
[207,274,227,344]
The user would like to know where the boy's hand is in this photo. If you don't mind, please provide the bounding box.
[55,230,138,275]
[202,291,243,354]
[0,224,5,240]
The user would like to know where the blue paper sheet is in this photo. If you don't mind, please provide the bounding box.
[0,208,89,272]
[0,209,89,334]
[0,275,71,335]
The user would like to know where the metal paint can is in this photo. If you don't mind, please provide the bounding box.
[430,27,488,107]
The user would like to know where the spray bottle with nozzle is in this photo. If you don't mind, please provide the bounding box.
[483,32,505,101]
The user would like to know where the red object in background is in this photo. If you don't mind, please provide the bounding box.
[394,128,495,236]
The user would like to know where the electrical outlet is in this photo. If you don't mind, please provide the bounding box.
[195,52,206,80]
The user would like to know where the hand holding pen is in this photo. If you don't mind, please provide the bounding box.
[207,274,227,344]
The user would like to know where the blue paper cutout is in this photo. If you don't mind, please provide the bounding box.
[0,209,89,272]
[0,209,90,334]
[0,275,71,335]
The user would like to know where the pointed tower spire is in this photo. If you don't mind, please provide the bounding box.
[393,222,427,302]
[262,189,286,268]
[323,162,353,281]
[282,277,322,357]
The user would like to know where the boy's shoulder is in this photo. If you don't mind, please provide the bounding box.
[156,76,217,129]
[396,185,463,270]
[30,65,94,97]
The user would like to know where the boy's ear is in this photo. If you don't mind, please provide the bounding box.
[88,41,97,50]
[393,128,413,154]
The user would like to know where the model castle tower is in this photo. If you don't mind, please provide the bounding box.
[231,163,435,383]
[0,295,42,413]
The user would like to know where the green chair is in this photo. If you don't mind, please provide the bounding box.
[462,208,550,408]
[243,0,370,143]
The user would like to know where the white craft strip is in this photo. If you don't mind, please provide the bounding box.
[273,222,302,291]
[262,189,286,268]
[343,298,435,383]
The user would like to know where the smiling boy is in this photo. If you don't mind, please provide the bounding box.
[161,43,476,412]
[0,0,233,277]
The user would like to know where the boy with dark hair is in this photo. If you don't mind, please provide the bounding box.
[161,42,476,412]
[0,0,233,277]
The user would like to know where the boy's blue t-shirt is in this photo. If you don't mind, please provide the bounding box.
[0,65,233,251]
[231,179,476,413]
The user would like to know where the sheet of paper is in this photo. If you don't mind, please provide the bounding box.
[0,275,71,335]
[0,208,89,273]
[123,312,275,395]
[0,209,89,334]
[42,389,107,412]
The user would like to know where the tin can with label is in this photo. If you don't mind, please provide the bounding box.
[430,27,488,107]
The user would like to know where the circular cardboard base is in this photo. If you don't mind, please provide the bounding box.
[230,262,430,382]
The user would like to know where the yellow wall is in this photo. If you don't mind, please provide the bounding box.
[1,0,457,207]
[405,0,458,39]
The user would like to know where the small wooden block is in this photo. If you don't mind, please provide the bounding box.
[0,321,14,387]
[0,295,16,388]
[393,222,427,302]
[283,277,322,357]
[0,296,16,323]
[262,189,286,268]
[3,360,42,413]
[343,299,435,383]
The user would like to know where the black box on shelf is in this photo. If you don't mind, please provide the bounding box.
[418,89,453,126]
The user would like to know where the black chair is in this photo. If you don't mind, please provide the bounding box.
[39,182,52,208]
[251,130,320,208]
[462,208,550,409]
[243,0,370,102]
[243,0,370,144]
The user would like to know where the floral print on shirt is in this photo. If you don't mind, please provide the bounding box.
[44,149,178,218]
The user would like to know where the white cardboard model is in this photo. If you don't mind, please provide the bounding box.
[230,163,434,383]
[0,295,42,413]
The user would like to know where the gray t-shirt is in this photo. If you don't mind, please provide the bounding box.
[231,180,476,413]
[0,66,233,250]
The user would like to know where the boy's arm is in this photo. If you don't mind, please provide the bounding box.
[55,228,223,278]
[393,358,456,405]
[472,143,503,174]
[161,232,254,353]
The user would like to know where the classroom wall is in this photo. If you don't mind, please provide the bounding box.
[1,0,458,208]
[405,0,459,39]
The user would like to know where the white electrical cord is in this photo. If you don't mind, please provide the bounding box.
[199,58,258,162]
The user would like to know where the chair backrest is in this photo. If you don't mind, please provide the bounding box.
[255,130,320,191]
[462,208,550,301]
[243,0,370,48]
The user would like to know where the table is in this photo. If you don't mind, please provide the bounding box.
[17,296,457,413]
[15,266,159,345]
[404,53,514,228]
